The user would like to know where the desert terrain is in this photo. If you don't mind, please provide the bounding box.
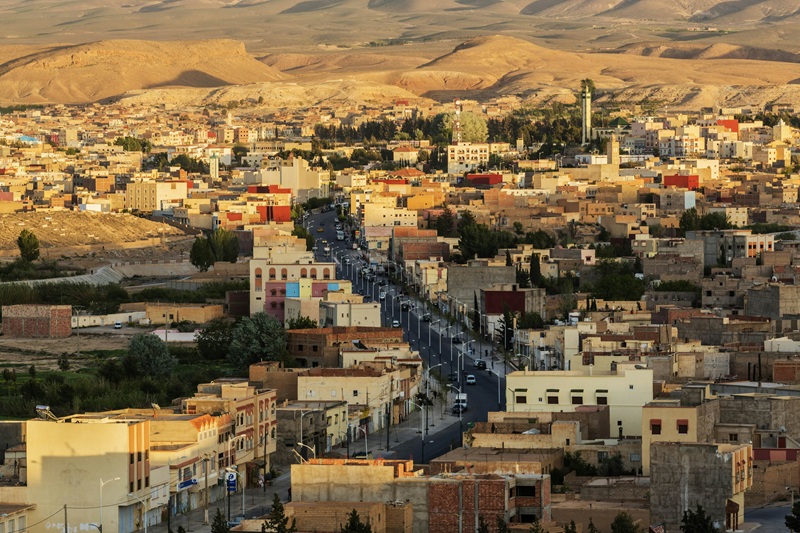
[1,1,800,109]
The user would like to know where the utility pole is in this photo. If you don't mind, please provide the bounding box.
[63,504,68,533]
[386,403,390,451]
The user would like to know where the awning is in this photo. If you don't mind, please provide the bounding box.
[546,389,559,393]
[571,389,584,393]
[676,419,689,426]
[650,419,662,425]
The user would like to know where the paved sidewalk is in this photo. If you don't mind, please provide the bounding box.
[146,473,291,533]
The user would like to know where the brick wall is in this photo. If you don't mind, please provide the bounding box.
[1,305,71,338]
[286,501,386,533]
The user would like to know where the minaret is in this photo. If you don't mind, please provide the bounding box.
[581,86,592,145]
[607,133,620,165]
[210,153,219,181]
[453,98,462,144]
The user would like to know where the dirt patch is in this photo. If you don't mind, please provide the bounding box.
[0,333,130,371]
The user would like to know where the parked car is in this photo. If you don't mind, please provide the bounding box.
[401,302,410,311]
[392,319,401,328]
[421,313,431,322]
[474,360,487,370]
[452,404,466,415]
[447,372,458,382]
[465,374,476,385]
[452,336,463,345]
[114,321,123,329]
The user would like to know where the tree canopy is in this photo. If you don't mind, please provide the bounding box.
[123,333,177,377]
[196,318,234,360]
[340,509,372,533]
[17,229,39,262]
[435,111,488,143]
[682,505,719,533]
[229,312,289,370]
[262,493,297,533]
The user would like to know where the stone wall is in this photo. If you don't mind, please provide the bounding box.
[1,305,71,338]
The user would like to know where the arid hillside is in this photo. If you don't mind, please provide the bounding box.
[0,39,285,103]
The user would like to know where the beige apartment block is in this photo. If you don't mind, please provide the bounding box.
[506,366,654,437]
[125,179,188,212]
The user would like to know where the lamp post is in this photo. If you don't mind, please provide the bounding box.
[353,425,369,458]
[97,477,120,533]
[127,492,149,533]
[428,319,440,351]
[447,384,463,448]
[491,369,502,410]
[165,455,187,533]
[296,442,317,460]
[297,410,314,461]
[227,435,246,523]
[202,451,216,525]
[424,363,442,434]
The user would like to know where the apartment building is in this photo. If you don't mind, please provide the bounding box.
[505,366,654,437]
[125,179,188,212]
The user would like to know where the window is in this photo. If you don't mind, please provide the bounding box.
[130,482,135,493]
[650,419,662,435]
[571,396,583,405]
[130,453,134,464]
[353,390,358,397]
[677,419,689,434]
[597,396,608,405]
[255,268,263,291]
[547,396,558,405]
[145,476,150,487]
[729,433,739,442]
[629,453,641,462]
[516,485,536,497]
[137,451,142,461]
[515,395,527,404]
[138,479,142,490]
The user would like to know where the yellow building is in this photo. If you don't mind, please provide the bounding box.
[125,179,188,212]
[26,416,159,533]
[506,366,653,437]
[145,303,224,325]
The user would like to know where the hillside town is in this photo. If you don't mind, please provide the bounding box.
[0,91,799,533]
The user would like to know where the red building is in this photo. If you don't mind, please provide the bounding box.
[717,119,740,134]
[1,305,72,338]
[663,174,699,191]
[466,173,503,186]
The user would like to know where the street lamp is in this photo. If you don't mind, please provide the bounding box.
[424,363,442,434]
[353,425,369,458]
[96,476,120,533]
[428,320,441,352]
[296,442,316,460]
[297,410,314,461]
[447,384,463,448]
[128,492,149,533]
[202,451,217,525]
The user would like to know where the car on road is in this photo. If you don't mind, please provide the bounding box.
[379,292,386,301]
[452,404,466,415]
[401,302,410,311]
[114,321,122,329]
[465,374,476,385]
[352,243,358,250]
[447,372,458,382]
[392,319,401,328]
[452,336,464,345]
[474,360,487,370]
[421,313,431,322]
[316,227,324,233]
[378,280,387,286]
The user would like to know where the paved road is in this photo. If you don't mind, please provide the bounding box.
[745,504,791,532]
[306,208,508,464]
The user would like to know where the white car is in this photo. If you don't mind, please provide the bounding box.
[379,292,386,301]
[465,374,476,385]
[114,321,122,329]
[392,320,401,328]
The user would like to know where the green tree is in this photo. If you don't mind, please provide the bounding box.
[700,211,732,230]
[506,250,513,266]
[682,504,719,533]
[435,111,488,143]
[587,260,646,301]
[208,227,239,263]
[581,78,596,94]
[292,225,315,251]
[611,511,641,533]
[229,312,289,370]
[471,292,480,333]
[564,520,578,533]
[340,509,372,533]
[435,207,457,238]
[196,318,234,360]
[530,253,542,287]
[114,136,151,153]
[786,501,800,532]
[190,237,215,272]
[286,316,318,329]
[457,210,477,233]
[679,208,701,234]
[528,520,545,533]
[262,493,297,533]
[123,333,177,377]
[57,353,70,372]
[525,230,556,249]
[478,516,490,533]
[497,516,511,533]
[588,518,600,533]
[513,221,524,235]
[211,508,230,533]
[17,229,39,262]
[28,365,36,379]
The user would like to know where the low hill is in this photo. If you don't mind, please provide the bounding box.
[0,39,286,103]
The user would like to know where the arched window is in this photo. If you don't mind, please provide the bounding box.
[270,289,277,296]
[281,268,288,280]
[255,268,263,292]
[269,268,276,280]
[323,268,331,279]
[310,268,317,279]
[300,268,308,278]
